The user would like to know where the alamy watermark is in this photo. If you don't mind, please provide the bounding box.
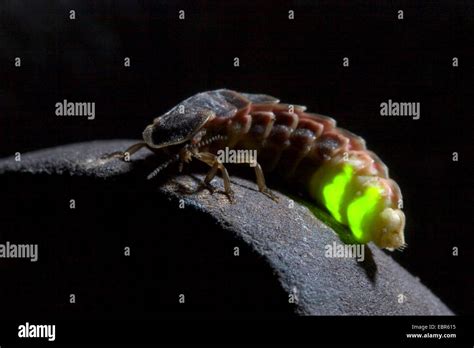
[325,241,365,262]
[0,241,38,262]
[18,322,55,341]
[55,99,95,120]
[380,99,420,120]
[216,147,257,167]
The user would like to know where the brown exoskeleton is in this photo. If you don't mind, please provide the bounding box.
[104,89,406,250]
[104,89,279,201]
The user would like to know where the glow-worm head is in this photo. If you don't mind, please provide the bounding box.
[142,105,213,149]
[143,89,245,149]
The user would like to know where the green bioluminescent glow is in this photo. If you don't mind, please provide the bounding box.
[347,186,382,241]
[321,164,354,223]
[310,162,384,242]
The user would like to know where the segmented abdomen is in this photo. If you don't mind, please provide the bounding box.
[203,93,391,187]
[200,90,405,250]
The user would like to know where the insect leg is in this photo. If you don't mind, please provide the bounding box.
[102,142,147,161]
[191,161,220,195]
[254,163,279,202]
[193,152,234,201]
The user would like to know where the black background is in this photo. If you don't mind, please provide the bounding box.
[0,0,472,317]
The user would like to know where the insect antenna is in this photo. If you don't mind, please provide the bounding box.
[147,135,227,180]
[147,154,180,180]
